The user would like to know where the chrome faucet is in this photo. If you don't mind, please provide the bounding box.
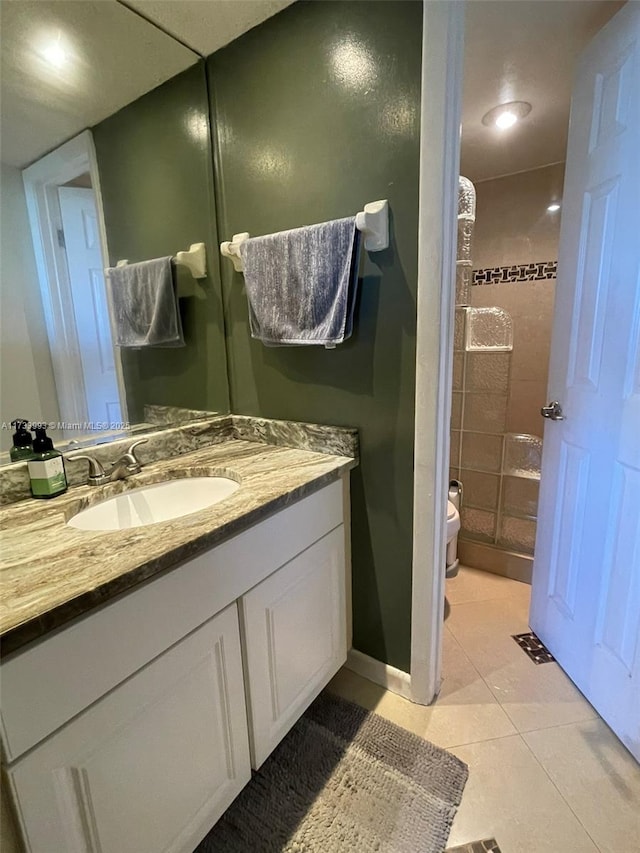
[68,439,149,486]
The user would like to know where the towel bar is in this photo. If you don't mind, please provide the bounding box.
[220,200,389,273]
[112,242,207,279]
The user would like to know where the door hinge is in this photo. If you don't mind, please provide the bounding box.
[57,228,66,249]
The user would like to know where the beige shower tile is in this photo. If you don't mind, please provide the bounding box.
[447,735,599,853]
[472,279,556,383]
[450,430,461,469]
[463,393,507,434]
[523,719,640,853]
[507,380,547,435]
[453,352,464,390]
[509,284,556,382]
[451,392,464,429]
[470,164,564,270]
[461,432,503,473]
[458,470,499,511]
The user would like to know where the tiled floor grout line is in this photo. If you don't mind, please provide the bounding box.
[445,730,522,750]
[441,617,520,749]
[442,622,513,718]
[518,732,605,853]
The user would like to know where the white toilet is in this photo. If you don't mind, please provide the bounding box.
[446,499,461,577]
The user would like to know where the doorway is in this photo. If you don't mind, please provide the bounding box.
[411,0,626,704]
[21,131,125,443]
[442,0,638,761]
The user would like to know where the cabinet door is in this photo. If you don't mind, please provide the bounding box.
[7,604,250,853]
[241,526,347,768]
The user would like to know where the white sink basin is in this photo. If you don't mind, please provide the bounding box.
[67,477,240,531]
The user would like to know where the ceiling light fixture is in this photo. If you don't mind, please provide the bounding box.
[42,37,67,68]
[482,101,532,130]
[495,111,517,129]
[547,203,561,213]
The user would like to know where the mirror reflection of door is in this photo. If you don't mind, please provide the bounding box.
[57,183,121,427]
[19,131,127,446]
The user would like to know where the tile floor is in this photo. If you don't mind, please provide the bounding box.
[328,566,640,853]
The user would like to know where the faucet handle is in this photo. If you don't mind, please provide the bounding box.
[66,453,108,485]
[123,438,149,466]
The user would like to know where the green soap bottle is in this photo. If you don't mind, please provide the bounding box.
[28,424,68,499]
[10,419,34,462]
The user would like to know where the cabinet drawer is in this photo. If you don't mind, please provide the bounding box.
[7,604,251,853]
[241,526,347,768]
[1,479,344,760]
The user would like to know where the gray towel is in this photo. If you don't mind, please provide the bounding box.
[106,257,184,348]
[239,217,361,347]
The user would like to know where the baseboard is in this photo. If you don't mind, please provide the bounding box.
[345,648,413,701]
[458,539,533,584]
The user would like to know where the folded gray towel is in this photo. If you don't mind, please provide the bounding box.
[106,257,184,348]
[239,217,361,347]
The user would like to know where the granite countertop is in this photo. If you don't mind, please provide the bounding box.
[0,438,356,656]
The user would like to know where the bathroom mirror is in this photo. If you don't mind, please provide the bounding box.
[0,0,230,461]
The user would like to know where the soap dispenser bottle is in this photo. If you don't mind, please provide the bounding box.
[28,424,68,499]
[10,419,34,462]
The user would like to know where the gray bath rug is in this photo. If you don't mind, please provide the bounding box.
[197,691,468,853]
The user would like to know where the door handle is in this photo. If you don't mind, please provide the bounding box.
[541,401,564,421]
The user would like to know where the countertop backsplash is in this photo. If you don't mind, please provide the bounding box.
[0,415,358,505]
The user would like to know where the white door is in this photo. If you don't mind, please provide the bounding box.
[58,186,121,426]
[530,3,640,761]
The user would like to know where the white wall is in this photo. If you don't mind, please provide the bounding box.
[0,163,60,451]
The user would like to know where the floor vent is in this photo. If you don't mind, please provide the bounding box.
[512,631,555,664]
[446,839,502,853]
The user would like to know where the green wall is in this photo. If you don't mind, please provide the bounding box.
[93,62,230,422]
[209,1,422,670]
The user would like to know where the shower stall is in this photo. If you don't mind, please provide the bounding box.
[450,176,545,582]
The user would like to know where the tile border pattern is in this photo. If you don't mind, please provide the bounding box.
[512,631,556,664]
[445,839,502,853]
[472,260,557,285]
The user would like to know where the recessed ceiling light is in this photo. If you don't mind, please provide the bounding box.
[482,101,532,129]
[495,112,517,129]
[41,39,67,68]
[547,203,561,213]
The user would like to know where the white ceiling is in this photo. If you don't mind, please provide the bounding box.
[461,0,625,183]
[0,0,294,169]
[124,0,295,58]
[0,0,196,168]
[0,0,626,174]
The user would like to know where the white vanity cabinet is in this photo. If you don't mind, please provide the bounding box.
[6,605,251,853]
[241,526,346,768]
[2,479,349,853]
